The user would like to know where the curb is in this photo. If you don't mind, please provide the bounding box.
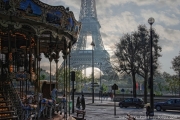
[86,103,118,106]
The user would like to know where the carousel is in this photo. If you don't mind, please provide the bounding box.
[0,0,81,119]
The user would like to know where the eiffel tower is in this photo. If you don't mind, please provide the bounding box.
[69,0,118,80]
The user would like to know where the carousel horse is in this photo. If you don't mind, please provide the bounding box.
[50,88,61,114]
[38,98,47,118]
[21,95,40,120]
[46,99,56,119]
[38,98,56,119]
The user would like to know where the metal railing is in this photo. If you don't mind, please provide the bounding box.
[3,80,23,120]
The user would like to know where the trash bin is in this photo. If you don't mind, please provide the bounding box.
[69,101,72,109]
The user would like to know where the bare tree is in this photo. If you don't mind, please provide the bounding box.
[114,25,161,99]
[136,25,161,103]
[114,32,140,97]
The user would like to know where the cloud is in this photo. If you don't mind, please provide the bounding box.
[155,25,180,44]
[99,11,138,54]
[133,0,180,7]
[133,0,156,6]
[141,9,180,26]
[39,0,180,75]
[40,0,80,19]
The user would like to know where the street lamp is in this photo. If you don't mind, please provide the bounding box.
[148,17,155,116]
[98,62,102,103]
[91,41,95,103]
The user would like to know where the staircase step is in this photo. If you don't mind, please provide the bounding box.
[0,98,5,101]
[0,102,7,107]
[0,111,16,119]
[0,81,21,119]
[0,116,18,120]
[0,106,12,111]
[0,110,15,114]
[0,100,11,103]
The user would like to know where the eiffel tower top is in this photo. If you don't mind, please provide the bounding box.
[79,0,97,21]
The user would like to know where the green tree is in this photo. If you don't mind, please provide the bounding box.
[114,32,139,97]
[40,74,46,80]
[171,52,180,96]
[163,72,179,95]
[136,25,161,103]
[57,68,90,92]
[114,25,161,100]
[102,84,108,93]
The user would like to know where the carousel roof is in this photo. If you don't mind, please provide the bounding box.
[0,0,81,54]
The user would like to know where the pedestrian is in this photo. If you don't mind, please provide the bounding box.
[146,104,150,118]
[105,92,108,100]
[51,87,57,100]
[103,92,106,100]
[76,96,81,109]
[81,94,86,110]
[60,94,66,115]
[110,92,113,101]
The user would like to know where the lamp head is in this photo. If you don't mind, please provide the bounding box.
[148,17,155,25]
[91,41,95,47]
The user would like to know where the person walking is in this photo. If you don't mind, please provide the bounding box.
[51,87,57,100]
[60,94,66,115]
[76,96,81,109]
[81,94,85,110]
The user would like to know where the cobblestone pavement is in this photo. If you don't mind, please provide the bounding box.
[39,96,180,120]
[80,97,180,120]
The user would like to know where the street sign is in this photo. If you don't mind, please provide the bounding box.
[94,85,99,87]
[91,82,98,84]
[112,84,118,90]
[121,88,125,92]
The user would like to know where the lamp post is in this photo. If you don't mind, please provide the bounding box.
[98,62,102,103]
[178,70,180,97]
[148,17,155,116]
[91,41,95,103]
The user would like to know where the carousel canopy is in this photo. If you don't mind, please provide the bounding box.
[0,0,81,54]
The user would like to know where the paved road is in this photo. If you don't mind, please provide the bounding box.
[39,96,180,120]
[70,96,180,120]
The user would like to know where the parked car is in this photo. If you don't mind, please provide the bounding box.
[154,98,180,111]
[119,98,144,108]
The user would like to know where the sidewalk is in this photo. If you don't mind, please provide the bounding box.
[83,97,180,120]
[85,96,118,106]
[40,96,180,120]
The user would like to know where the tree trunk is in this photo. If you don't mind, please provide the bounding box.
[144,73,148,104]
[132,72,136,98]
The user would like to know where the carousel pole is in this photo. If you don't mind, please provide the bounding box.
[68,42,72,116]
[28,44,31,92]
[55,51,59,93]
[36,35,40,93]
[66,52,68,119]
[62,37,67,119]
[63,56,66,94]
[49,54,53,98]
[38,37,41,93]
[25,38,28,100]
[49,33,52,98]
[34,35,38,94]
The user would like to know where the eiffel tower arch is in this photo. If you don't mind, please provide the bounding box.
[69,0,118,80]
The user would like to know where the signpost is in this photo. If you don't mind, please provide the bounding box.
[71,71,75,113]
[121,88,125,100]
[112,84,118,116]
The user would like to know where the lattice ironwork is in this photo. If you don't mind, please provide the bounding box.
[69,0,118,80]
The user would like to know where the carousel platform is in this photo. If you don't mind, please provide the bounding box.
[0,82,18,120]
[39,113,76,120]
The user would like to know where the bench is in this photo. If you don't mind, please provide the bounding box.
[73,110,86,120]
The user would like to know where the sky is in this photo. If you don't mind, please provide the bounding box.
[40,0,180,75]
